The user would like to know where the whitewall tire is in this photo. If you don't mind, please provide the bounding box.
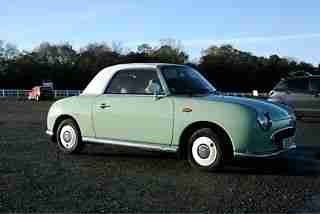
[56,119,84,154]
[188,128,224,171]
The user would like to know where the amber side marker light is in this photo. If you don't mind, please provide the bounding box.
[182,107,193,112]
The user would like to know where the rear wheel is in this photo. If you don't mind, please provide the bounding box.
[56,119,84,154]
[187,128,224,171]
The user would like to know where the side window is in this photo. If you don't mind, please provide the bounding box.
[105,69,164,95]
[287,79,309,92]
[310,78,320,92]
[274,80,288,91]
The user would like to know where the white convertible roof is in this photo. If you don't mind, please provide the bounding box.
[81,63,181,95]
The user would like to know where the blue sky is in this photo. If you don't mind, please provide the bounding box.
[1,0,320,65]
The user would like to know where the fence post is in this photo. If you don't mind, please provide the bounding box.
[252,90,259,97]
[66,90,69,97]
[54,90,57,98]
[2,89,4,97]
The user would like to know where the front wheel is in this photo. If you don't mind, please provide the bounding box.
[56,119,84,154]
[187,128,224,171]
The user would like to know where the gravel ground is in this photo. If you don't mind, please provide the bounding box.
[0,100,320,213]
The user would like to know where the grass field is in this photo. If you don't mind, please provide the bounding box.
[1,100,320,213]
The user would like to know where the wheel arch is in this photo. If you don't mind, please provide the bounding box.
[52,114,81,142]
[178,121,234,160]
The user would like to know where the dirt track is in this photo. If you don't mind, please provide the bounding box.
[1,100,320,213]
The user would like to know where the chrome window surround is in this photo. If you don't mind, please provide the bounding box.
[102,67,171,96]
[82,137,178,152]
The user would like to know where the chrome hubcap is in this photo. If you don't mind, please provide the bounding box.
[60,125,76,149]
[197,144,210,159]
[192,137,217,166]
[63,131,72,142]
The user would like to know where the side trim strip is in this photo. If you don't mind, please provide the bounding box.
[234,144,296,158]
[82,137,178,153]
[46,130,54,136]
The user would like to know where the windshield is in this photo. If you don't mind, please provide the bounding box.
[160,66,216,95]
[274,80,288,91]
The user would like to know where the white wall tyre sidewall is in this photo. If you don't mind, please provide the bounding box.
[59,125,77,150]
[56,119,84,154]
[191,136,218,167]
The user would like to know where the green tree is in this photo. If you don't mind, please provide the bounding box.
[0,40,4,58]
[4,43,19,59]
[34,42,77,64]
[0,40,317,91]
[199,45,311,92]
[137,43,153,54]
[151,45,187,64]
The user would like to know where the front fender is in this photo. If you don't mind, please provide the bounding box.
[47,96,96,138]
[172,97,256,153]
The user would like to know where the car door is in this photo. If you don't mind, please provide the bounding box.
[93,68,174,145]
[308,78,320,112]
[284,78,310,111]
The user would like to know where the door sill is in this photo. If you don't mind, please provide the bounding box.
[82,137,178,153]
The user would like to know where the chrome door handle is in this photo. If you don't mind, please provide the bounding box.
[99,103,111,109]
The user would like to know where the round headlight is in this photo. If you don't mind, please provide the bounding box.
[257,113,272,131]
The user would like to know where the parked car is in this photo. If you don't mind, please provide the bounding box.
[46,63,296,171]
[28,86,54,101]
[268,75,320,118]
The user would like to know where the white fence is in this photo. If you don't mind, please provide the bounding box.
[222,92,268,98]
[53,90,82,97]
[0,89,268,99]
[0,89,82,98]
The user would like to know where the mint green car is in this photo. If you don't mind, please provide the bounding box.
[46,63,296,171]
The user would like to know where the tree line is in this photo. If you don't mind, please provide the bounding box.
[0,39,319,92]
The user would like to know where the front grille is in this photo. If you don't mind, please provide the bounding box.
[271,127,296,147]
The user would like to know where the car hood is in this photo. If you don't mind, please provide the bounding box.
[199,95,290,121]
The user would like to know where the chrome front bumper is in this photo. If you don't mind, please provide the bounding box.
[235,126,297,158]
[234,144,296,158]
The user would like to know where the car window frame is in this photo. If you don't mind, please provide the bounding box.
[104,68,166,96]
[310,77,320,92]
[274,80,289,92]
[287,78,310,93]
[158,65,217,95]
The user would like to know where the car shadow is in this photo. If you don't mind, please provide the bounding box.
[222,158,319,176]
[71,144,320,177]
[76,144,176,159]
[222,147,320,176]
[296,111,320,123]
[299,117,320,123]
